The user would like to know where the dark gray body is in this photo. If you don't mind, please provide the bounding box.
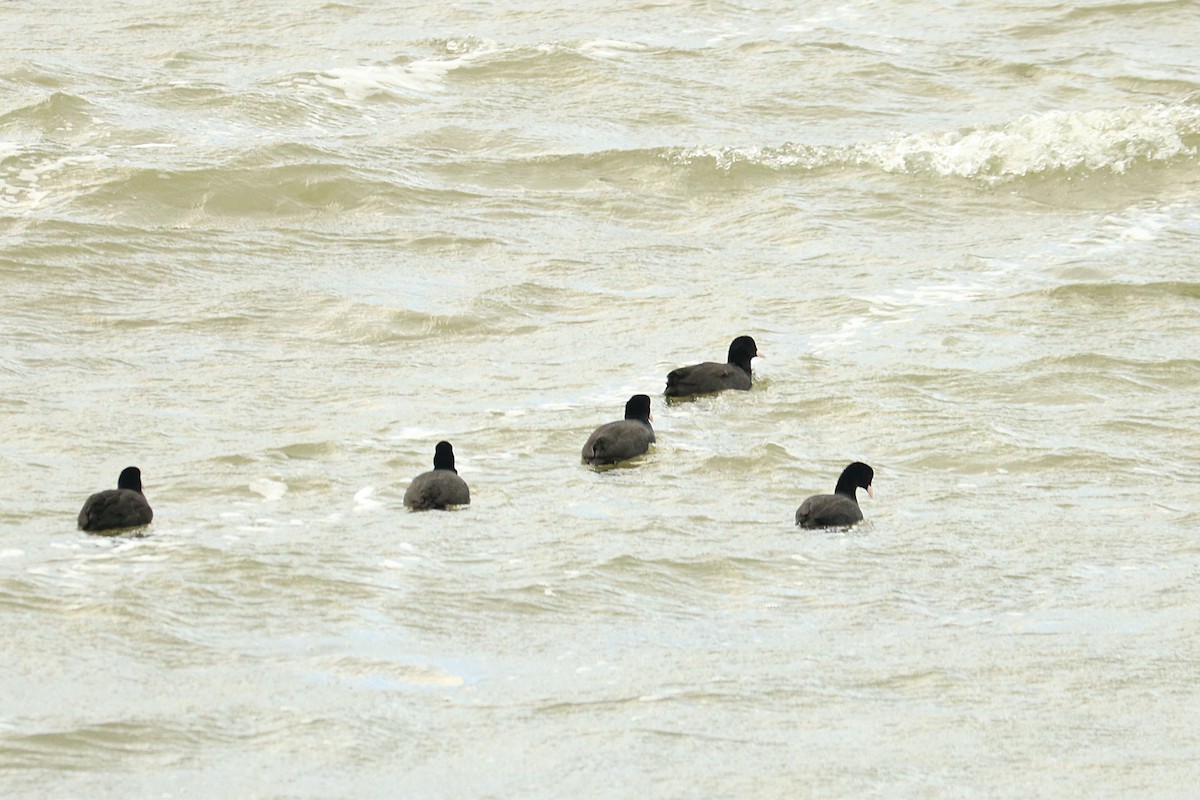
[582,419,655,465]
[403,470,470,510]
[665,336,758,398]
[664,361,752,397]
[78,489,153,532]
[795,461,874,529]
[795,493,863,529]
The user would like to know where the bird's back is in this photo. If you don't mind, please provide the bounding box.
[78,489,154,532]
[665,362,750,397]
[795,493,862,529]
[404,470,470,510]
[582,419,654,464]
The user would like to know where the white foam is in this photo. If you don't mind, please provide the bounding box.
[316,62,449,99]
[248,478,288,501]
[1067,202,1187,255]
[314,43,497,102]
[580,39,648,58]
[807,316,869,355]
[677,100,1200,182]
[867,102,1200,179]
[781,4,868,35]
[807,279,992,354]
[0,150,107,213]
[354,486,382,512]
[864,282,988,317]
[392,426,442,441]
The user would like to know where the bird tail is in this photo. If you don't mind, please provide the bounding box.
[585,436,608,462]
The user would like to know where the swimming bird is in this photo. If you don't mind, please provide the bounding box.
[582,394,655,465]
[795,462,874,529]
[78,466,154,533]
[664,335,760,398]
[403,441,470,510]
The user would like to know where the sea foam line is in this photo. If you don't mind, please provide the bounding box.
[676,99,1200,181]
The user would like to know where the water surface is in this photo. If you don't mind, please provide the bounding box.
[3,0,1200,796]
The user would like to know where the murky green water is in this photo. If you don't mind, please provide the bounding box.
[3,1,1200,796]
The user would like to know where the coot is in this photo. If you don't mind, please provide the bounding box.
[404,441,471,510]
[582,394,655,465]
[665,336,760,398]
[795,462,874,529]
[78,466,154,533]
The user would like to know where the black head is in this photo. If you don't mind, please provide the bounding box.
[624,394,652,423]
[727,336,759,369]
[834,461,874,498]
[433,441,457,473]
[117,466,144,494]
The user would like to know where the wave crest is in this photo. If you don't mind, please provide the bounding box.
[675,99,1200,182]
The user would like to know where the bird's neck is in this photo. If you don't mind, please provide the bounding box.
[833,479,859,499]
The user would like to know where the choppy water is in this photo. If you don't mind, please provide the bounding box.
[3,0,1200,796]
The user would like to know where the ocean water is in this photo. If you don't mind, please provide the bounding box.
[3,0,1200,796]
